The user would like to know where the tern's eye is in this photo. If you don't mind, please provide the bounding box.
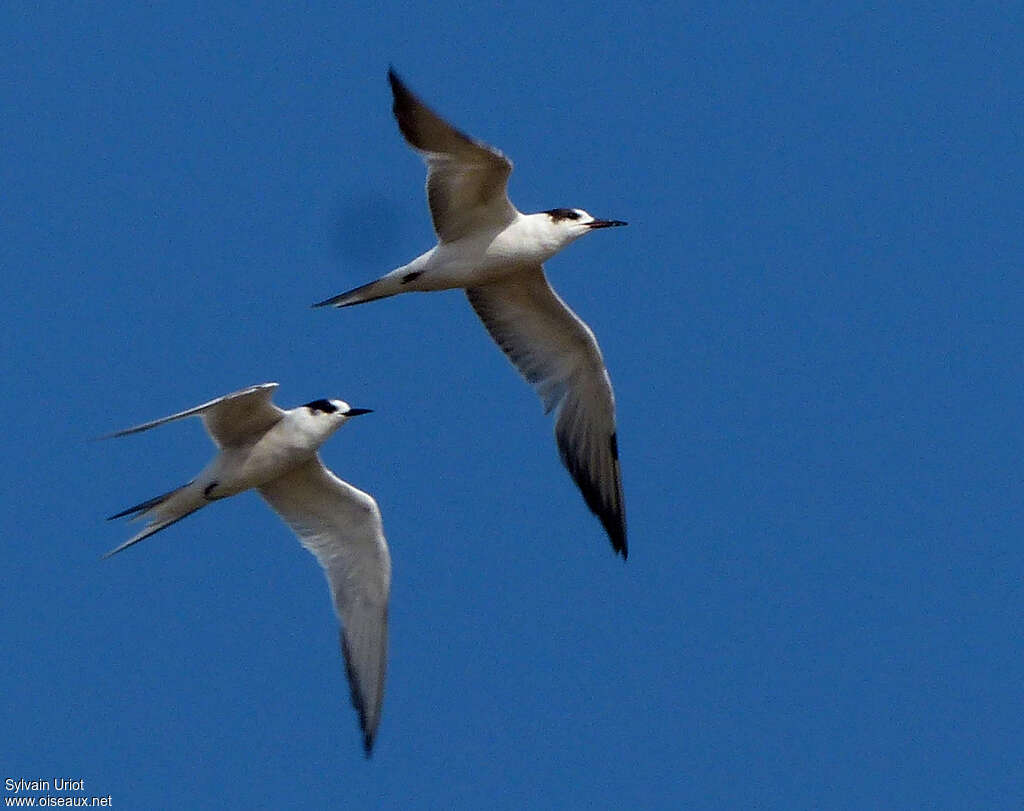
[565,210,581,220]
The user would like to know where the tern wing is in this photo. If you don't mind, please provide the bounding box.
[389,68,517,243]
[258,457,391,755]
[466,267,627,558]
[102,383,285,448]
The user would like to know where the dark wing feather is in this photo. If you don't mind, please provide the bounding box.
[389,68,516,242]
[258,458,391,754]
[466,268,627,557]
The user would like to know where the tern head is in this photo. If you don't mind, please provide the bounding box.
[541,208,627,246]
[297,399,373,440]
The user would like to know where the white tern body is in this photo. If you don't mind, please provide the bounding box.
[103,383,389,755]
[317,69,630,557]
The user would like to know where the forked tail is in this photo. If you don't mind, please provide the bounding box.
[104,482,204,558]
[313,275,406,308]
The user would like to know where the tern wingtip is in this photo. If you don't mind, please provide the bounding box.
[92,429,126,442]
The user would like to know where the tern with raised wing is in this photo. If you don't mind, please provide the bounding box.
[316,69,629,558]
[103,383,389,755]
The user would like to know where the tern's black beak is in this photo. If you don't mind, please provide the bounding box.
[588,219,628,229]
[345,408,373,417]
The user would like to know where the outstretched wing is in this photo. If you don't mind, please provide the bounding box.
[389,68,517,243]
[102,383,284,448]
[466,267,627,557]
[258,457,391,755]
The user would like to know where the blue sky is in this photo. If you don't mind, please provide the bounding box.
[3,2,1022,808]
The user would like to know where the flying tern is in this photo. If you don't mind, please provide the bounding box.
[103,383,390,755]
[316,69,629,558]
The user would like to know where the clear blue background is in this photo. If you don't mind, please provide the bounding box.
[3,2,1022,808]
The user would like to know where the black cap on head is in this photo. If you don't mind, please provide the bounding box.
[303,399,339,414]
